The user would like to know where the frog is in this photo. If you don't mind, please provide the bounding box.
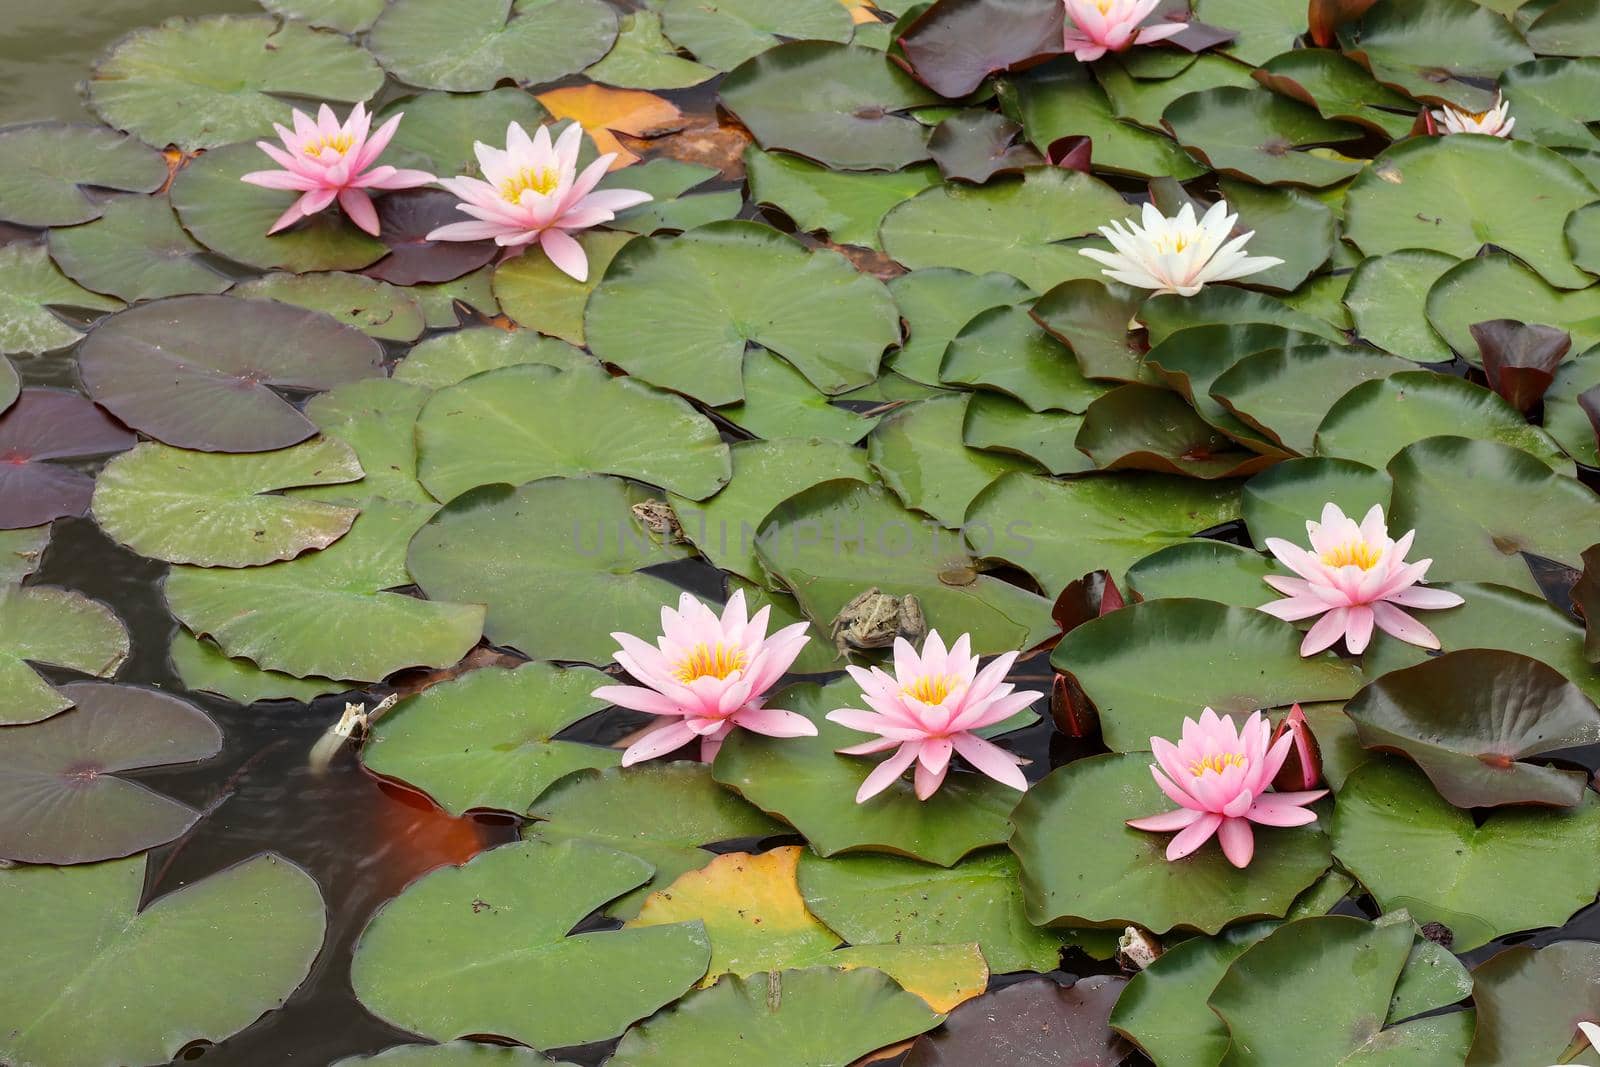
[630,499,684,542]
[830,588,927,657]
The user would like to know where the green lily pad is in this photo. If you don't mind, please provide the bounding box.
[92,438,363,567]
[1076,384,1279,479]
[1241,456,1394,546]
[261,0,387,32]
[368,0,617,92]
[351,838,711,1048]
[1193,0,1309,65]
[169,629,349,705]
[966,470,1241,596]
[415,363,730,503]
[0,123,166,227]
[333,1043,574,1067]
[1254,48,1418,139]
[796,848,1076,973]
[169,142,388,274]
[602,160,742,236]
[939,304,1109,412]
[670,438,873,585]
[584,221,898,405]
[746,150,941,252]
[1142,287,1344,348]
[0,682,220,864]
[46,195,231,303]
[1346,649,1600,808]
[1209,344,1413,454]
[754,479,1057,654]
[1050,598,1362,752]
[164,499,485,681]
[407,477,691,665]
[1338,0,1532,111]
[1030,279,1151,383]
[869,395,1037,528]
[1387,436,1600,596]
[714,679,1029,866]
[0,586,128,725]
[395,327,593,391]
[363,663,616,817]
[719,42,939,171]
[493,229,633,345]
[415,266,500,328]
[1500,57,1600,151]
[1125,540,1285,609]
[377,88,551,178]
[1097,54,1261,131]
[660,0,853,71]
[962,394,1093,475]
[1522,0,1600,56]
[233,272,426,342]
[1425,252,1600,358]
[586,11,717,90]
[608,967,941,1067]
[1011,753,1331,934]
[0,243,121,356]
[0,852,325,1067]
[1544,349,1600,466]
[0,525,49,585]
[293,379,436,507]
[1467,941,1600,1067]
[880,167,1128,293]
[527,763,786,919]
[0,358,15,415]
[1207,915,1474,1067]
[1163,87,1366,188]
[885,269,1031,385]
[86,15,384,150]
[1343,249,1459,364]
[1570,202,1600,279]
[1315,370,1572,471]
[1330,758,1600,951]
[1345,136,1598,291]
[717,350,882,445]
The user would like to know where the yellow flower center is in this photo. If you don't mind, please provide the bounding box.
[1321,540,1383,570]
[672,642,749,684]
[1191,752,1247,777]
[500,166,560,204]
[903,674,960,706]
[303,133,354,158]
[1151,233,1191,255]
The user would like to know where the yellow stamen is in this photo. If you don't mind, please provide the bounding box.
[903,674,960,706]
[499,166,560,204]
[672,642,749,684]
[303,133,354,158]
[1190,752,1247,777]
[1320,541,1383,570]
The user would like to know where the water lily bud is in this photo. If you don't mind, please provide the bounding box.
[1270,704,1323,792]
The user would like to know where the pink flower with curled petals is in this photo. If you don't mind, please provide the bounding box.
[240,102,435,236]
[827,631,1041,803]
[425,121,652,282]
[1127,709,1327,869]
[1062,0,1187,62]
[592,590,815,766]
[1261,503,1465,657]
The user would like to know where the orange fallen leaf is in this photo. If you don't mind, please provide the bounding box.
[838,0,884,24]
[628,109,754,179]
[536,85,685,170]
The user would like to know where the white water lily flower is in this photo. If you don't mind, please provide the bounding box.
[1433,93,1514,138]
[1079,200,1283,297]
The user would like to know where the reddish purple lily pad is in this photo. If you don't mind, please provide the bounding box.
[0,389,134,529]
[928,110,1044,184]
[0,682,222,864]
[1470,319,1572,415]
[364,190,499,286]
[904,976,1131,1066]
[76,295,385,453]
[897,0,1064,99]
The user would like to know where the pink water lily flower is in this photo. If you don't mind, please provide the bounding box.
[593,590,815,766]
[1128,709,1327,868]
[1261,503,1464,656]
[240,102,435,236]
[1062,0,1187,61]
[426,121,652,282]
[828,631,1041,803]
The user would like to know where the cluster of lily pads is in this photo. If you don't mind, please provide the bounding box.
[5,0,1600,1064]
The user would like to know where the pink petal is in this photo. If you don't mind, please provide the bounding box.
[836,737,901,756]
[729,707,817,738]
[855,743,921,803]
[621,720,698,766]
[1222,787,1253,819]
[1165,812,1223,860]
[266,196,311,235]
[1260,596,1332,623]
[1246,792,1325,827]
[1343,604,1376,654]
[592,684,685,716]
[1127,807,1204,832]
[1371,602,1441,650]
[1384,586,1464,610]
[427,219,518,242]
[576,187,654,214]
[540,228,590,282]
[914,760,949,800]
[1217,817,1255,868]
[950,733,1027,792]
[1300,607,1349,655]
[1134,21,1187,43]
[338,188,379,235]
[240,167,319,191]
[357,113,402,171]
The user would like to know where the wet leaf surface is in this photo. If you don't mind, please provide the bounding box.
[0,388,134,529]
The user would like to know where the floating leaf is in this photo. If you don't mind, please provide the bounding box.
[1011,753,1332,933]
[234,272,425,343]
[1076,384,1278,479]
[1030,279,1151,383]
[586,11,718,90]
[1210,344,1412,455]
[1241,456,1394,546]
[718,351,883,444]
[0,682,220,864]
[86,15,385,150]
[536,85,684,169]
[1163,87,1365,188]
[1050,598,1361,752]
[493,230,633,345]
[746,149,941,251]
[1337,0,1532,111]
[1467,941,1600,1067]
[1126,540,1285,609]
[941,304,1110,411]
[0,389,135,530]
[351,838,711,1048]
[660,0,853,71]
[260,0,387,32]
[905,976,1129,1067]
[0,358,14,416]
[1142,287,1344,346]
[395,327,593,391]
[719,42,939,171]
[169,629,349,705]
[0,852,325,1067]
[1343,249,1459,364]
[1098,54,1260,131]
[0,586,128,726]
[1194,0,1311,65]
[363,663,615,817]
[1500,57,1600,151]
[78,295,384,453]
[584,222,898,405]
[333,1043,574,1067]
[1522,0,1600,57]
[165,499,485,681]
[608,967,941,1067]
[0,525,49,585]
[527,763,785,919]
[363,190,498,287]
[169,142,388,273]
[927,111,1043,185]
[0,123,166,227]
[870,395,1037,527]
[377,88,552,178]
[368,0,617,92]
[294,379,437,507]
[416,265,500,328]
[963,394,1093,475]
[885,269,1030,384]
[1346,650,1600,808]
[0,244,121,356]
[415,363,731,503]
[47,195,231,302]
[1426,252,1600,359]
[407,477,691,665]
[602,159,742,235]
[92,438,362,567]
[1254,48,1417,139]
